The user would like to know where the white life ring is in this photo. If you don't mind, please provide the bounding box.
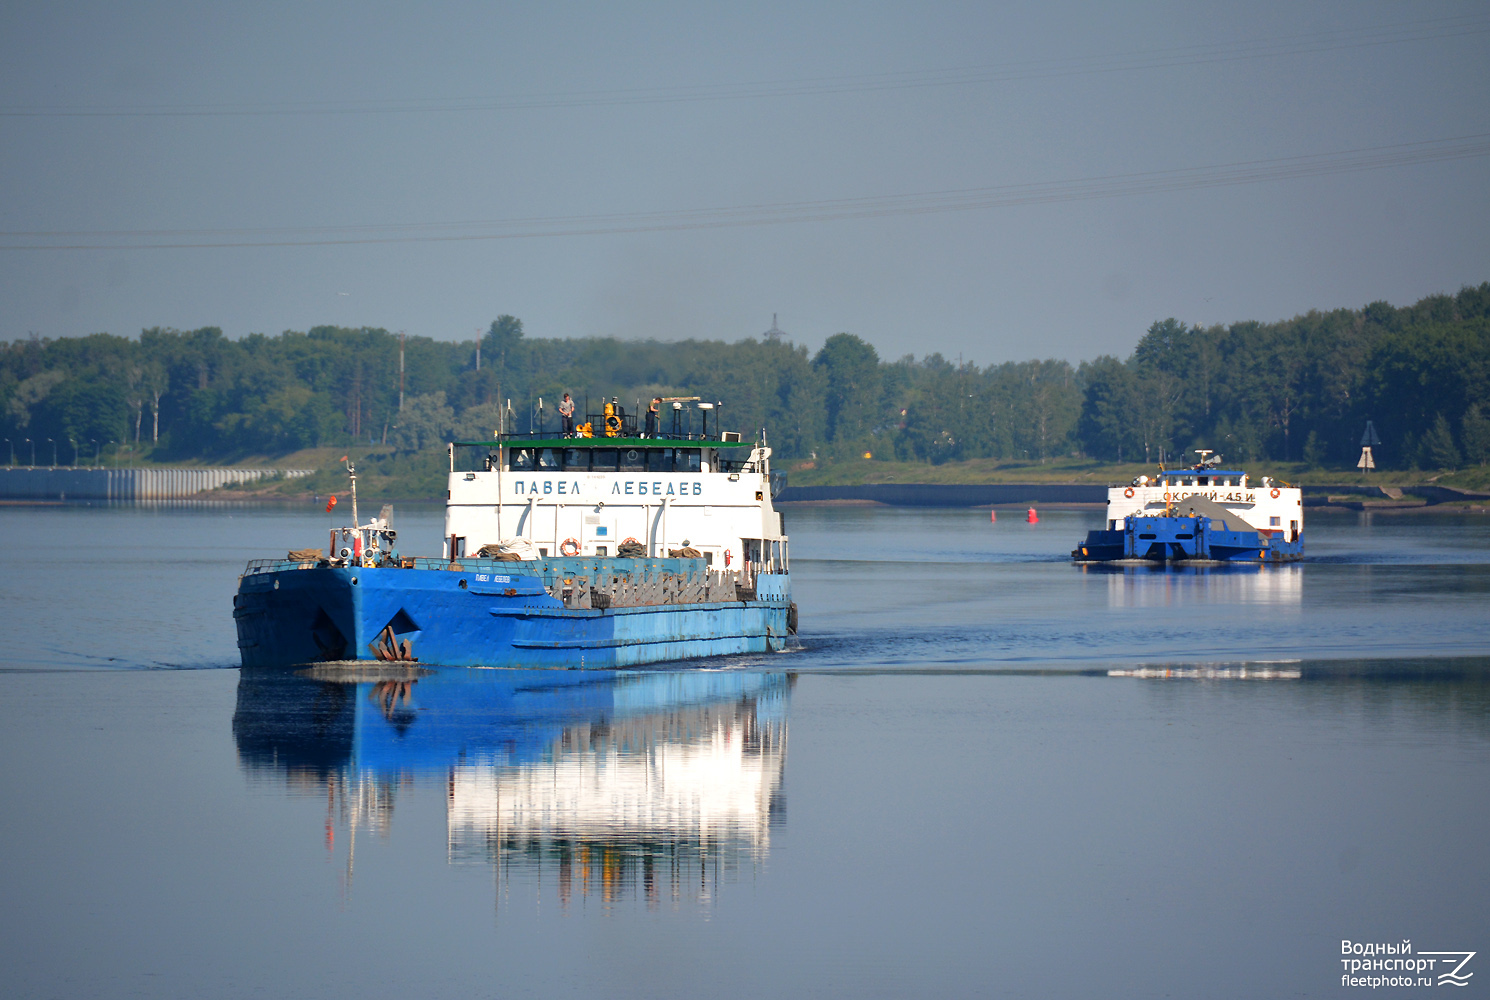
[560,537,580,556]
[1270,488,1280,499]
[1124,487,1135,498]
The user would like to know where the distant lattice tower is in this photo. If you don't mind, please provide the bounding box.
[763,313,786,342]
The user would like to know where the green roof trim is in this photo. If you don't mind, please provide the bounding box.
[452,437,754,449]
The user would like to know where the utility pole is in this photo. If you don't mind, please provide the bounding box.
[475,328,481,371]
[398,331,406,412]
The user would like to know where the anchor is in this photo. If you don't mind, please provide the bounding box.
[369,625,418,662]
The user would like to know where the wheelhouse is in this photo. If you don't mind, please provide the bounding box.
[1152,469,1249,488]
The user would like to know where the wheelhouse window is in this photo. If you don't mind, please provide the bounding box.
[500,443,708,473]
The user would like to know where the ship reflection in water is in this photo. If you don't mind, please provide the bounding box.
[233,666,792,907]
[1087,561,1304,608]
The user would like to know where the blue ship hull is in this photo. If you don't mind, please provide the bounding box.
[234,557,792,669]
[1074,514,1303,563]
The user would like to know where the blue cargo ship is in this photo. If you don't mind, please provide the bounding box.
[234,398,794,668]
[1073,452,1304,564]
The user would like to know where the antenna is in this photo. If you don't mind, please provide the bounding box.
[345,455,359,534]
[397,331,405,411]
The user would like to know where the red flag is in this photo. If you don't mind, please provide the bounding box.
[326,495,338,513]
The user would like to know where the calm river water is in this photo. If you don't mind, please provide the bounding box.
[2,503,1487,998]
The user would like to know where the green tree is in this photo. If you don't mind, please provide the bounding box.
[1014,359,1080,462]
[1462,405,1490,466]
[1302,430,1325,468]
[813,333,881,447]
[1364,316,1490,467]
[1077,356,1139,461]
[8,281,1490,474]
[390,392,457,452]
[1421,413,1461,470]
[1130,319,1191,462]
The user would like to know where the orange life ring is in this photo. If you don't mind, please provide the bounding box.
[724,548,732,567]
[1124,487,1135,498]
[1270,488,1280,499]
[560,537,580,556]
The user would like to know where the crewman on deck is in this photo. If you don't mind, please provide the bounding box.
[646,397,660,438]
[558,393,575,436]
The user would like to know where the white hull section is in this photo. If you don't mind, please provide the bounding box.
[1103,472,1303,542]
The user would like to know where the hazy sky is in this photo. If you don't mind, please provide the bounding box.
[1,1,1486,364]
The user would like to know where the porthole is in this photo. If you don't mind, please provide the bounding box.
[458,579,468,590]
[351,576,359,585]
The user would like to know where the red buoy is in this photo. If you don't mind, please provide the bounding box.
[990,509,997,523]
[1026,507,1039,523]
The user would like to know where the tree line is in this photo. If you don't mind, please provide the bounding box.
[2,283,1487,471]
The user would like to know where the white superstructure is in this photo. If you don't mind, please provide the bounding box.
[1103,463,1304,544]
[443,435,788,575]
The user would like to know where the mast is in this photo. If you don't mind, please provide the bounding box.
[346,456,359,532]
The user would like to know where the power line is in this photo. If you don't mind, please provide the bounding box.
[2,134,1486,250]
[2,13,1486,119]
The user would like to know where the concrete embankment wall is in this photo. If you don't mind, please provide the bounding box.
[0,467,313,501]
[777,482,1490,508]
[776,483,1107,506]
[1298,483,1490,504]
